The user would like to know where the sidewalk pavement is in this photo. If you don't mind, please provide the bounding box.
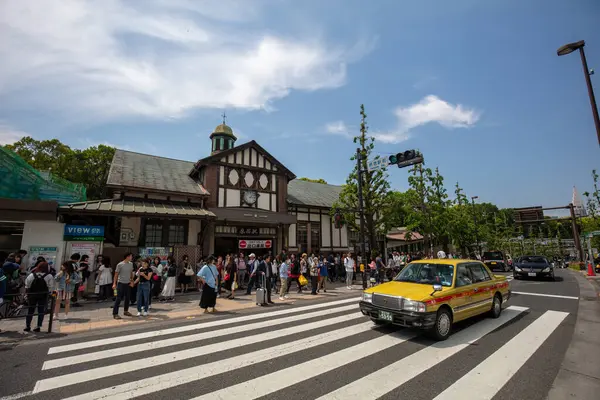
[546,269,600,400]
[0,281,361,338]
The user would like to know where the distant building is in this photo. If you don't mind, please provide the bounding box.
[572,186,587,217]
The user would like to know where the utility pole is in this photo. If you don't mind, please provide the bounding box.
[356,148,368,289]
[569,203,585,262]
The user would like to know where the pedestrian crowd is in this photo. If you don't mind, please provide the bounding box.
[1,247,441,333]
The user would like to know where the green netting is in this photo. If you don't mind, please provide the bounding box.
[0,146,87,205]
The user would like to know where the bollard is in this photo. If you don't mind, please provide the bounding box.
[588,262,597,277]
[48,292,56,333]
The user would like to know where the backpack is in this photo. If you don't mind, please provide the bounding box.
[29,273,49,296]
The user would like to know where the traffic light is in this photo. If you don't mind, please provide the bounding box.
[388,150,424,168]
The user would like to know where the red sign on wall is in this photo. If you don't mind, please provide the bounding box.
[239,240,272,249]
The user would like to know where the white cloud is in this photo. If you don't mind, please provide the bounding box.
[0,122,28,145]
[324,120,352,138]
[328,95,479,144]
[0,0,371,123]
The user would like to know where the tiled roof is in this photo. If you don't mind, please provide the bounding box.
[106,149,342,208]
[287,180,343,208]
[386,231,424,242]
[60,199,216,218]
[107,150,208,196]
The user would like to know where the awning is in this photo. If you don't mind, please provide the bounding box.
[60,198,216,219]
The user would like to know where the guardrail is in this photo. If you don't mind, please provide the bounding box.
[0,291,57,333]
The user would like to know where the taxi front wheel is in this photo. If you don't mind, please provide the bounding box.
[490,294,502,319]
[428,308,452,341]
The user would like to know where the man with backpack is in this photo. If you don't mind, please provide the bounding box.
[24,261,54,332]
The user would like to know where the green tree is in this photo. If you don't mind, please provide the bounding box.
[298,177,328,184]
[5,137,115,200]
[332,104,390,256]
[448,182,475,257]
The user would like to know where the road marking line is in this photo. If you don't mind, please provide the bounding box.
[33,312,364,393]
[433,310,569,400]
[316,306,528,400]
[60,322,377,400]
[0,391,32,400]
[43,303,358,369]
[190,331,416,400]
[512,291,579,300]
[47,296,359,354]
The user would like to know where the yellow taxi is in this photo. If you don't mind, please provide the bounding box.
[359,258,511,340]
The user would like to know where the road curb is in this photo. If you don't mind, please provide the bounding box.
[546,269,600,400]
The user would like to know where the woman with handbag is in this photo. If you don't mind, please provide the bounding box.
[197,255,219,313]
[160,256,177,301]
[224,254,237,299]
[178,255,193,293]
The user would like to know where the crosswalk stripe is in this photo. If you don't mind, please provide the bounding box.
[60,321,377,400]
[511,291,579,300]
[43,302,359,370]
[433,310,569,400]
[33,311,364,393]
[47,296,359,354]
[191,330,416,400]
[316,305,529,400]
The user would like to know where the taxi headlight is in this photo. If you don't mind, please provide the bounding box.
[514,266,522,272]
[403,300,426,313]
[362,293,373,303]
[542,267,550,272]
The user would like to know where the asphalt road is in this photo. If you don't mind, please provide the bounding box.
[0,269,580,400]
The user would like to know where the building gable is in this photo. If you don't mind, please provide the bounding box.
[189,140,296,180]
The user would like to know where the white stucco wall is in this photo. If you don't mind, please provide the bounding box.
[21,220,66,269]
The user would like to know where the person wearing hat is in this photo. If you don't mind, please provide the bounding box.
[197,255,219,313]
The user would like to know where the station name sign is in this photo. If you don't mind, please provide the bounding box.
[239,239,272,249]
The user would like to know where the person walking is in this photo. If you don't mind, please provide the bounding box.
[23,262,54,332]
[279,257,290,301]
[112,253,134,319]
[197,256,219,313]
[135,258,153,316]
[318,258,328,293]
[257,255,274,304]
[344,253,355,289]
[310,256,319,295]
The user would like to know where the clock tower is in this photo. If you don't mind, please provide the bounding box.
[188,119,297,255]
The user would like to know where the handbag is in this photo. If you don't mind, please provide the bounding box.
[94,284,100,294]
[185,267,194,277]
[298,275,308,287]
[224,273,230,281]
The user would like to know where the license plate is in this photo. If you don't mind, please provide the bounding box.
[379,311,393,322]
[528,272,537,277]
[491,262,497,265]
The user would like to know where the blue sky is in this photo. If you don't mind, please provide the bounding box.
[0,0,599,215]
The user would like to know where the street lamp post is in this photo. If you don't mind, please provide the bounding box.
[557,40,600,147]
[471,196,481,257]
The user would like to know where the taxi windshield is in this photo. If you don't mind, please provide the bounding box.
[394,263,454,287]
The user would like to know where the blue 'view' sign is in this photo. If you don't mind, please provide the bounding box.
[64,225,104,237]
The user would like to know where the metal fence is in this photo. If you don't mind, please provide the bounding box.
[0,291,57,333]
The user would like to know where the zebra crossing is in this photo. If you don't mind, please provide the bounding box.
[24,296,569,400]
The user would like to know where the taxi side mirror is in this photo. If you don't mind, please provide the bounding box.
[431,284,442,295]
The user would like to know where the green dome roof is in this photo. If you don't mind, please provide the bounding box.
[211,123,236,139]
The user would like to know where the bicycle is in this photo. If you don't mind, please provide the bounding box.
[0,293,27,320]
